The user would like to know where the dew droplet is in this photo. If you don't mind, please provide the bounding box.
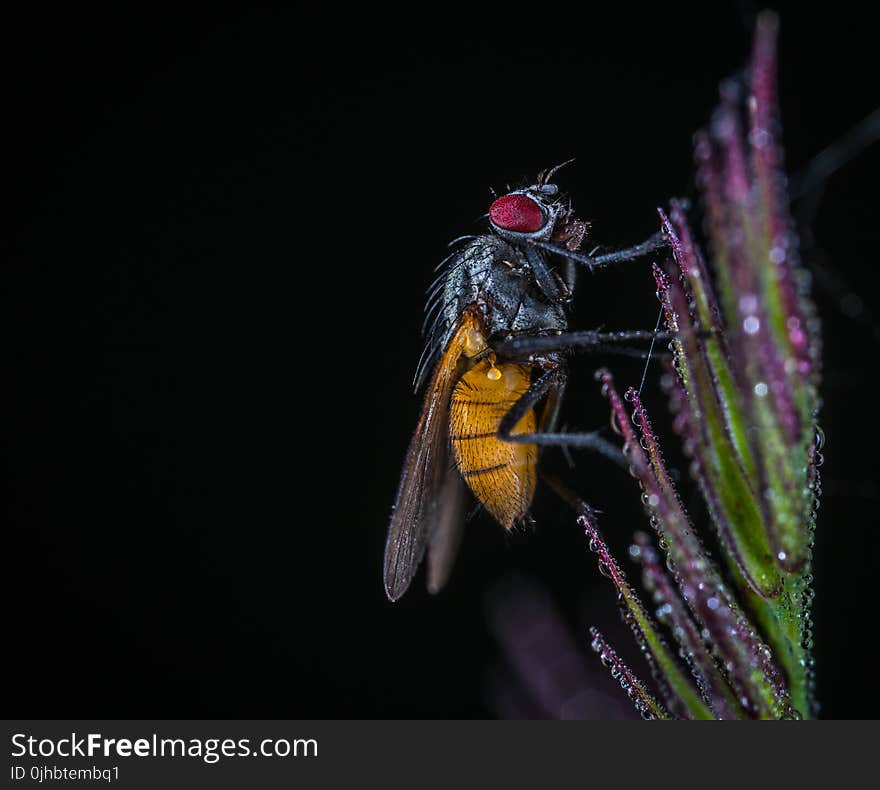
[769,246,786,264]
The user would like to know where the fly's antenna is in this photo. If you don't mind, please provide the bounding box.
[637,306,664,396]
[538,158,576,185]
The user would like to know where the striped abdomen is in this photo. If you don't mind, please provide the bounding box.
[449,361,537,529]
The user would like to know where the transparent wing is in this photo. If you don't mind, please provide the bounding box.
[425,465,469,595]
[383,310,481,601]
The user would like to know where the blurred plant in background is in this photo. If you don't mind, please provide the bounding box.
[577,12,822,719]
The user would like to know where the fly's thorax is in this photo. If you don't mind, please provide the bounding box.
[417,235,567,391]
[440,236,568,343]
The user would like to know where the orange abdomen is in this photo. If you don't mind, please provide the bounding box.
[449,361,537,529]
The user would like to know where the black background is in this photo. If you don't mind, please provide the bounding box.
[7,4,878,718]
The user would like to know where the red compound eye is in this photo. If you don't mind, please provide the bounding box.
[489,193,545,233]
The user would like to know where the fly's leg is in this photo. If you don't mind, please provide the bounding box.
[493,323,689,464]
[537,374,565,435]
[532,230,667,272]
[524,245,571,304]
[496,329,680,360]
[496,365,625,466]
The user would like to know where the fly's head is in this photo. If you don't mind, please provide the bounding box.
[488,178,588,252]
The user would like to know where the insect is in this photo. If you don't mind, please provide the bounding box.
[384,167,667,601]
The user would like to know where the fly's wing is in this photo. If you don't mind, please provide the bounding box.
[383,370,454,601]
[425,465,469,595]
[383,310,480,601]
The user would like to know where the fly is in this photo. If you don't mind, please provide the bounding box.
[384,167,667,601]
